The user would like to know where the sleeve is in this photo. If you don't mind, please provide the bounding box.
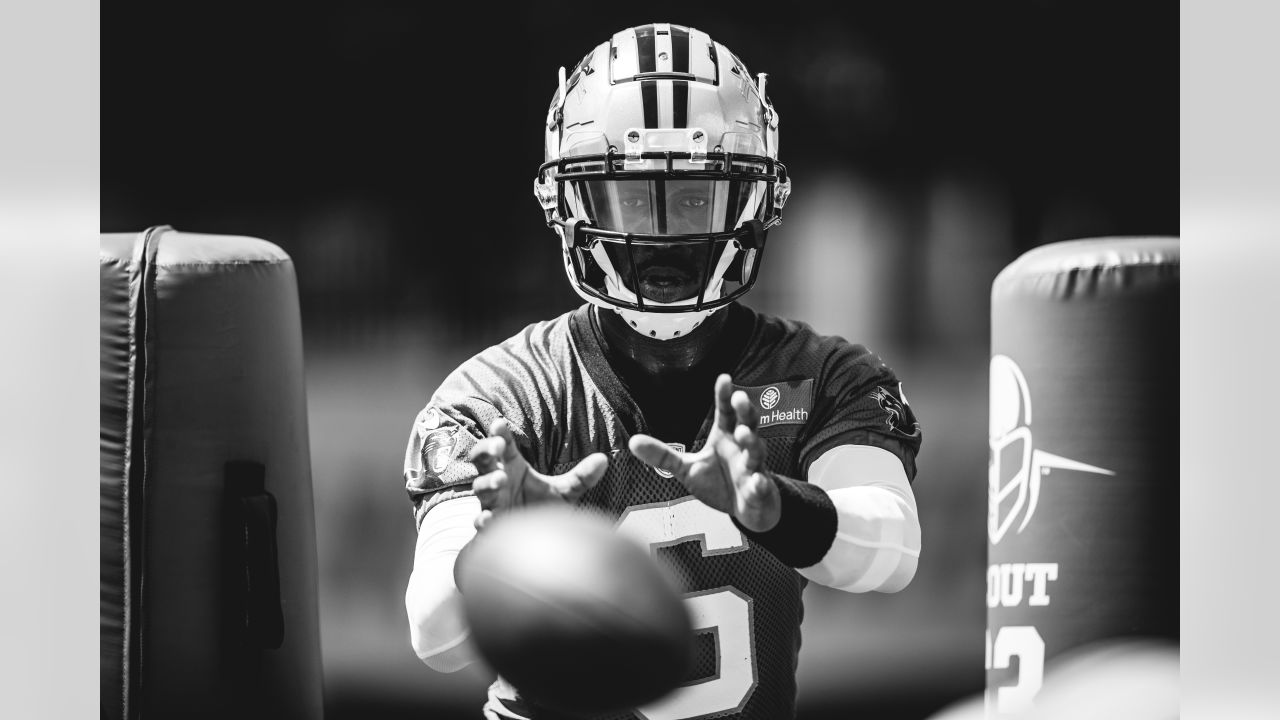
[403,396,501,531]
[797,444,921,593]
[798,342,923,483]
[405,495,482,672]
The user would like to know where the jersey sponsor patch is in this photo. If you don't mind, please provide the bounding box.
[870,384,920,439]
[735,379,813,428]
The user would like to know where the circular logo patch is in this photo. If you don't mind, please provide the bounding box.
[760,386,781,410]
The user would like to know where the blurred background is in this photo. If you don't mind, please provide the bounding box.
[101,2,1176,718]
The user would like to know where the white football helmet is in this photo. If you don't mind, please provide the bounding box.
[534,23,792,340]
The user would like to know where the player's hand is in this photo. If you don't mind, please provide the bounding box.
[468,418,608,531]
[629,373,780,533]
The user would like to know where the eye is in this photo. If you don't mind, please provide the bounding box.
[620,196,648,210]
[678,195,709,209]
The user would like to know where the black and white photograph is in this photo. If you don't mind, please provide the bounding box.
[1,0,1259,718]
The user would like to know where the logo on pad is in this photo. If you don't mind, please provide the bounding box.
[989,355,1114,545]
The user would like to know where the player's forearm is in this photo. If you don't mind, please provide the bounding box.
[797,444,921,593]
[798,484,920,592]
[405,497,482,672]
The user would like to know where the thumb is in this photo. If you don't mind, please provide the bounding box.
[629,434,686,478]
[557,453,609,498]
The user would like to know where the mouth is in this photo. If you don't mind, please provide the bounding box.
[640,265,692,286]
[637,265,699,303]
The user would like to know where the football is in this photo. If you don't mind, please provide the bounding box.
[456,503,693,714]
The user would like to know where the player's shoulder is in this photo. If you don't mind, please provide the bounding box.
[744,307,886,381]
[475,309,576,368]
[435,308,577,398]
[402,310,581,518]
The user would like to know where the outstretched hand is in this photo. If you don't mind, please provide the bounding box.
[628,374,781,532]
[468,419,608,531]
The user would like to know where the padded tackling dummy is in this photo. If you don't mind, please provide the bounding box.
[101,226,323,719]
[985,237,1178,716]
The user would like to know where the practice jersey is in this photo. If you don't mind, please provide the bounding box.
[403,303,921,720]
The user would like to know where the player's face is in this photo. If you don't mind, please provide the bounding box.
[612,181,715,236]
[608,182,711,303]
[571,178,759,305]
[588,180,732,303]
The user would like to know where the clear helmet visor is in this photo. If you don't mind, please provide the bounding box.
[565,178,766,235]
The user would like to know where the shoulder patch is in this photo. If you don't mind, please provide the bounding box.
[405,404,480,494]
[870,384,921,439]
[421,427,459,476]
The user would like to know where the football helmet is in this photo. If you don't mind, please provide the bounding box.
[534,23,792,340]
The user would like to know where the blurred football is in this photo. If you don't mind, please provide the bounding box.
[456,503,693,714]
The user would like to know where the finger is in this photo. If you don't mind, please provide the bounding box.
[735,471,778,528]
[473,509,494,531]
[558,453,609,498]
[628,434,687,478]
[733,424,765,472]
[713,374,736,433]
[734,468,767,501]
[468,436,505,474]
[731,390,759,432]
[487,420,534,503]
[472,469,508,494]
[472,470,508,508]
[490,419,522,464]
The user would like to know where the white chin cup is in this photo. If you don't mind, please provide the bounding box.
[599,261,725,341]
[613,305,719,341]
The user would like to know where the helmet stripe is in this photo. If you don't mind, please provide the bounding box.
[673,80,689,128]
[636,24,656,73]
[641,80,658,128]
[671,25,690,73]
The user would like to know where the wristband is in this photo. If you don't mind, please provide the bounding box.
[732,471,837,568]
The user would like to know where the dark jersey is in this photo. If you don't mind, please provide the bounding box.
[403,303,921,720]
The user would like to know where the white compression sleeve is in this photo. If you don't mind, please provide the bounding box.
[797,444,921,593]
[405,495,482,672]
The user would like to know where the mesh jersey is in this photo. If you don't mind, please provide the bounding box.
[403,303,921,720]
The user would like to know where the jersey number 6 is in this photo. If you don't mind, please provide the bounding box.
[618,497,758,719]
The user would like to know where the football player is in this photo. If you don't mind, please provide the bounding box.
[404,23,923,720]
